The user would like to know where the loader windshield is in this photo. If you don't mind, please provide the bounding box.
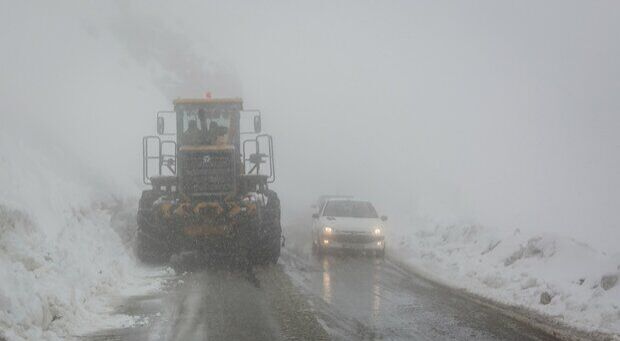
[179,108,232,145]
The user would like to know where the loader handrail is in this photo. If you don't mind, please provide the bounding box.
[143,136,178,184]
[242,134,275,183]
[143,136,161,184]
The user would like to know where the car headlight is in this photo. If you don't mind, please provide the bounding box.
[323,226,333,234]
[372,227,382,236]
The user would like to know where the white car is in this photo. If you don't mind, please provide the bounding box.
[312,198,387,256]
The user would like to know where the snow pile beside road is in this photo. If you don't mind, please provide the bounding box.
[0,135,164,340]
[393,224,620,335]
[0,3,174,339]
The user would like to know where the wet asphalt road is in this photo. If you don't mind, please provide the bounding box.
[84,227,563,341]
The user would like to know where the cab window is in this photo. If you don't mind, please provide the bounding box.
[179,108,231,145]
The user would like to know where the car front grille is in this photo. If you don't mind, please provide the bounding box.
[331,233,381,244]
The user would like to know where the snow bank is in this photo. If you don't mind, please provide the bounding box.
[392,224,620,335]
[0,136,167,341]
[0,3,173,340]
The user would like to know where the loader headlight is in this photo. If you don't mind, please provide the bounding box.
[323,226,333,234]
[372,227,382,236]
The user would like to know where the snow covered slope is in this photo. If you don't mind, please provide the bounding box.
[0,3,171,340]
[392,224,620,336]
[0,136,167,341]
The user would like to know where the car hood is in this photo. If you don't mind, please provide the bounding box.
[319,216,383,233]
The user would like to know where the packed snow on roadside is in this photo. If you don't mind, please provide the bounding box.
[391,224,620,335]
[0,136,170,341]
[0,3,177,339]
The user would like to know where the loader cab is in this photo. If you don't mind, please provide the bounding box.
[174,98,242,150]
[173,99,243,197]
[142,97,274,198]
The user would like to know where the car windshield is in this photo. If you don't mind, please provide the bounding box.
[322,200,378,218]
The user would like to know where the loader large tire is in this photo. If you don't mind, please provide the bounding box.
[238,214,261,268]
[135,190,170,264]
[260,190,282,265]
[136,229,170,263]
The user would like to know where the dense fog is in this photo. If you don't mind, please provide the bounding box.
[2,0,619,252]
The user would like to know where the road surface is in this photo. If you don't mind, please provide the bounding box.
[84,227,562,341]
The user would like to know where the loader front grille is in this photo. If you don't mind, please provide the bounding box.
[180,151,235,195]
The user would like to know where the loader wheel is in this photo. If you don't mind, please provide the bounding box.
[136,229,170,264]
[252,223,281,266]
[266,190,282,265]
[238,215,261,268]
[268,233,281,265]
[138,190,160,211]
[260,190,282,265]
[135,190,171,264]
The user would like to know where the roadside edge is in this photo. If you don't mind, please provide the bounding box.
[387,249,620,341]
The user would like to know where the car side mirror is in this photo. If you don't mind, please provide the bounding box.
[312,213,319,219]
[253,116,262,133]
[157,117,165,135]
[380,215,388,222]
